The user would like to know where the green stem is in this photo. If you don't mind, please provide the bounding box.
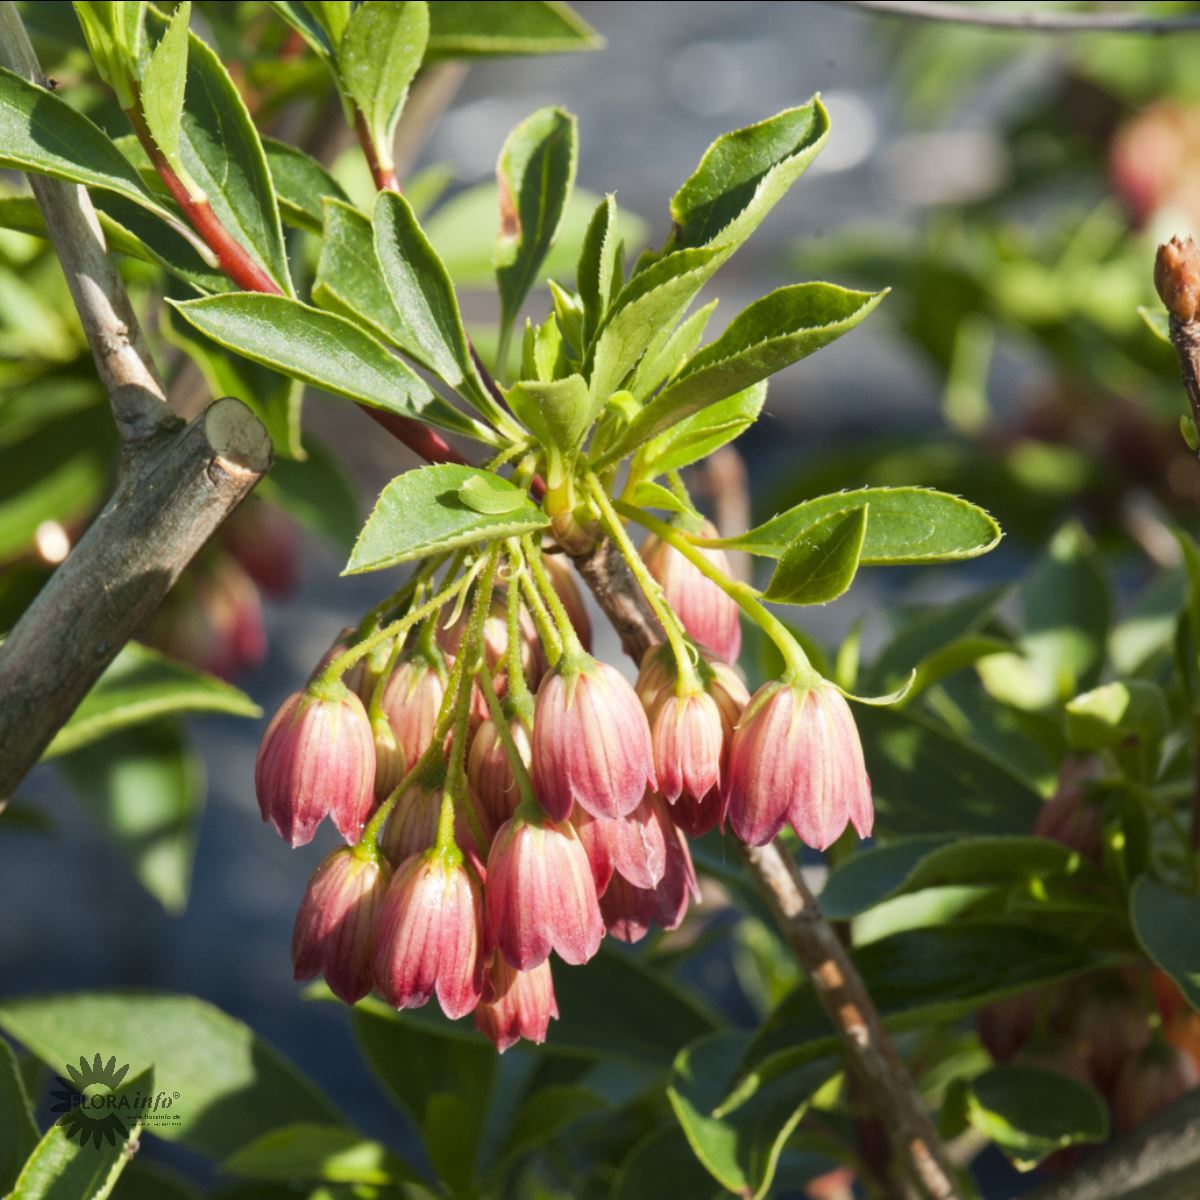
[318,565,475,691]
[585,475,700,692]
[496,318,515,383]
[503,558,535,716]
[478,657,538,811]
[617,499,815,684]
[521,535,585,663]
[517,557,563,668]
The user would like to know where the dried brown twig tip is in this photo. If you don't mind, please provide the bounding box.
[1155,236,1200,322]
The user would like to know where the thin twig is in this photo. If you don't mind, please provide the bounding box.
[833,0,1200,34]
[565,531,960,1200]
[0,2,175,448]
[0,3,272,797]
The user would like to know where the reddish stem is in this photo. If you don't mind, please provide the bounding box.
[366,409,468,467]
[354,110,400,193]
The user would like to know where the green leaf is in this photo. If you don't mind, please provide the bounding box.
[338,1,428,166]
[627,299,717,404]
[170,293,489,442]
[1138,305,1171,344]
[267,1,338,58]
[161,300,302,458]
[608,284,883,459]
[614,1126,725,1200]
[0,67,194,241]
[0,1037,38,1193]
[978,524,1110,711]
[145,8,293,293]
[638,381,766,474]
[762,505,867,605]
[505,375,595,468]
[743,923,1096,1085]
[458,472,528,515]
[72,1,147,109]
[57,722,203,914]
[41,642,260,759]
[0,994,342,1159]
[1065,680,1170,751]
[140,0,190,171]
[963,1066,1108,1169]
[668,1034,831,1200]
[222,1123,417,1185]
[352,1004,495,1194]
[257,438,360,553]
[820,835,1087,920]
[855,705,1043,836]
[495,106,578,339]
[577,193,622,344]
[373,189,489,406]
[1131,878,1200,1012]
[9,1067,152,1200]
[667,100,829,256]
[263,137,349,233]
[424,183,647,290]
[717,486,1002,564]
[425,1,601,58]
[629,480,703,521]
[491,1084,607,1169]
[346,464,548,574]
[588,246,722,404]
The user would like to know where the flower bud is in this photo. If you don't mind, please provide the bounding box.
[468,717,531,832]
[571,793,668,895]
[485,815,604,969]
[1055,973,1152,1089]
[437,590,544,691]
[649,690,725,805]
[373,851,485,1020]
[380,773,486,863]
[474,954,559,1052]
[1033,756,1104,863]
[640,519,741,663]
[255,684,376,846]
[725,679,871,850]
[1111,1037,1200,1133]
[380,657,446,768]
[1155,235,1200,323]
[532,657,656,820]
[600,796,700,943]
[292,847,390,1004]
[222,500,299,599]
[371,712,407,804]
[543,553,592,652]
[635,645,676,714]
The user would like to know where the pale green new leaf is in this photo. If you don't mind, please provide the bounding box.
[347,465,548,573]
[639,381,766,474]
[495,106,578,337]
[668,99,829,256]
[171,294,492,443]
[606,283,883,460]
[505,374,596,466]
[72,2,147,108]
[140,0,190,170]
[41,643,260,759]
[627,299,717,403]
[577,193,622,343]
[373,189,489,405]
[338,1,428,161]
[426,1,600,58]
[763,505,868,605]
[0,68,193,240]
[222,1123,418,1185]
[714,486,1002,564]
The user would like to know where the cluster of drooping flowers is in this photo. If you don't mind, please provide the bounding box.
[257,523,875,1051]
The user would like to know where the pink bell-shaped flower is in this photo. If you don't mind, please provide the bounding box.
[725,678,872,850]
[571,794,668,896]
[474,953,559,1052]
[532,656,655,820]
[468,716,531,833]
[380,657,446,768]
[373,849,485,1020]
[255,683,376,846]
[485,814,604,969]
[292,847,390,1004]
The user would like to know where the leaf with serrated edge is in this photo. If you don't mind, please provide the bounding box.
[714,486,1002,564]
[41,643,259,759]
[639,381,766,474]
[264,137,349,233]
[606,284,882,461]
[140,0,190,170]
[496,106,578,336]
[763,506,867,605]
[347,465,548,574]
[425,1,601,58]
[170,294,491,443]
[577,193,621,344]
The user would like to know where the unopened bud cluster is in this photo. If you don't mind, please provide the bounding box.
[257,534,875,1051]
